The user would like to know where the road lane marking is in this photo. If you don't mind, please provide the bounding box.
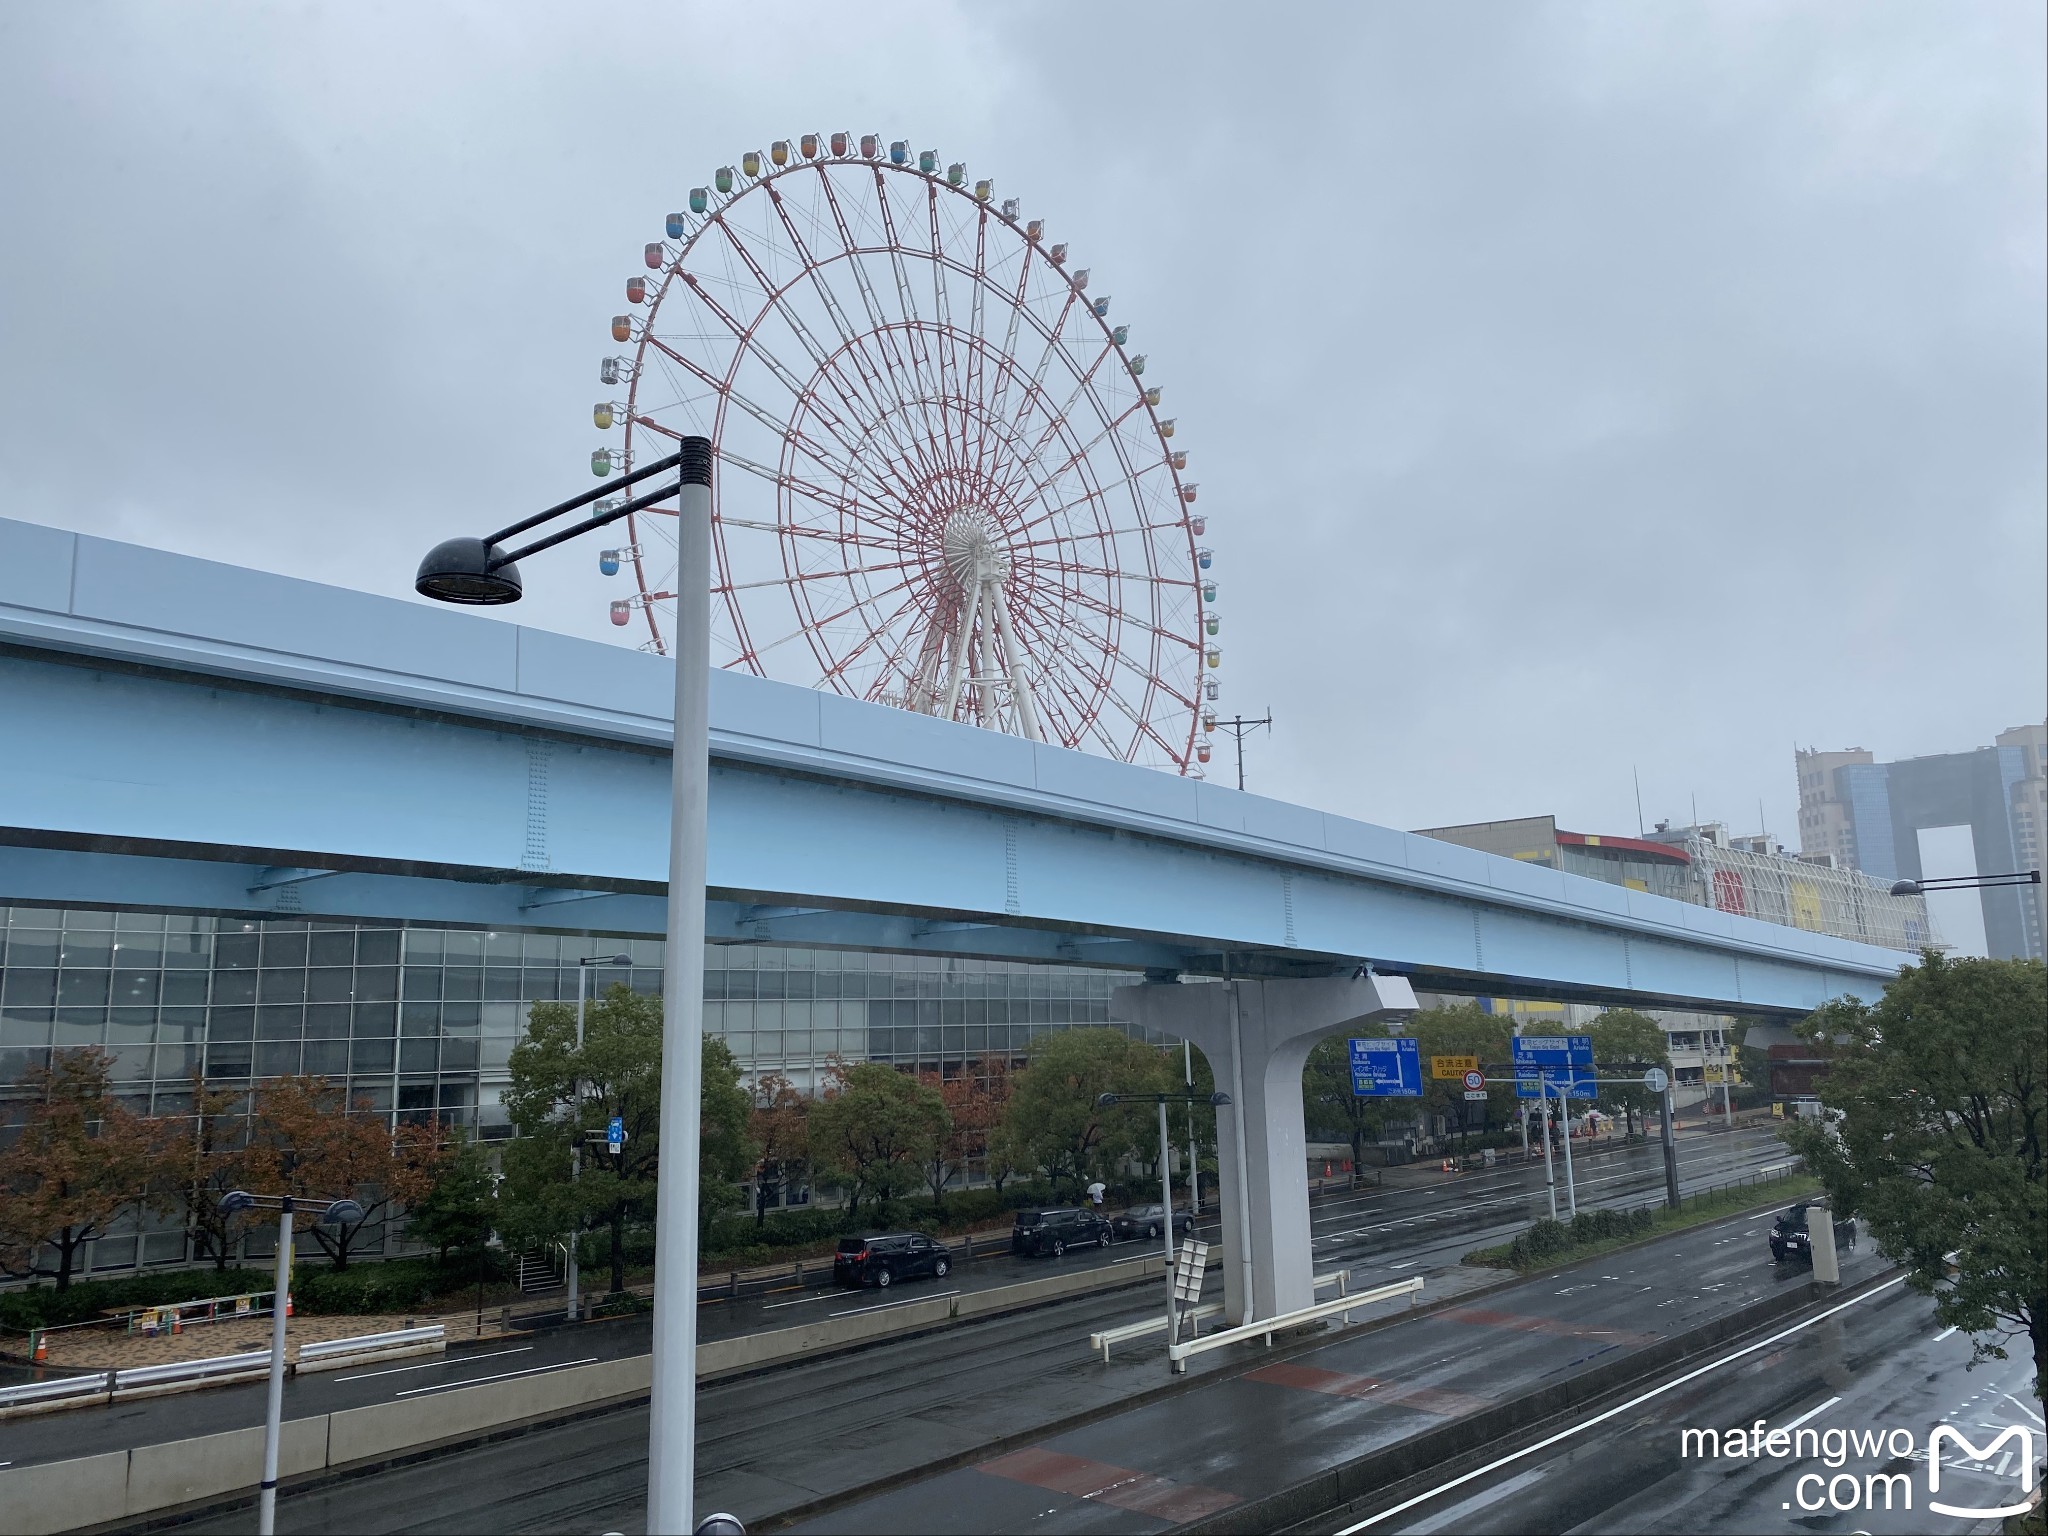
[830,1288,961,1319]
[2006,1393,2046,1427]
[1404,1468,1543,1534]
[334,1346,531,1382]
[394,1356,599,1397]
[976,1446,1240,1521]
[763,1290,850,1309]
[1247,1362,1493,1417]
[1933,1325,1959,1341]
[1770,1396,1840,1437]
[1334,1275,1908,1533]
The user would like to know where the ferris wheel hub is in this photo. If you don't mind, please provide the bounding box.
[940,508,1011,595]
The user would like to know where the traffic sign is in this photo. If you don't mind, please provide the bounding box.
[607,1114,625,1150]
[1643,1067,1668,1094]
[1431,1054,1480,1081]
[1461,1069,1485,1092]
[1512,1035,1595,1100]
[1463,1089,1489,1101]
[1350,1037,1421,1097]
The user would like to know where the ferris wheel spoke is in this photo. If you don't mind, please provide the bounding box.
[823,174,949,470]
[981,239,1036,438]
[708,213,906,460]
[1008,610,1145,759]
[761,572,923,661]
[715,446,904,531]
[758,186,947,485]
[996,398,1157,522]
[717,554,922,594]
[864,173,952,463]
[835,587,937,694]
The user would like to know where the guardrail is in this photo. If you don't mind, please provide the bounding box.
[112,1350,273,1397]
[1088,1268,1354,1363]
[297,1325,446,1373]
[0,1372,114,1417]
[1167,1275,1425,1371]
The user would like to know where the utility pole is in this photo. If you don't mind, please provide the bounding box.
[1209,710,1273,791]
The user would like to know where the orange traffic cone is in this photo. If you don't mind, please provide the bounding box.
[171,1310,183,1335]
[285,1292,294,1318]
[31,1330,46,1363]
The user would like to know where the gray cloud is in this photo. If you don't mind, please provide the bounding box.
[3,2,2039,844]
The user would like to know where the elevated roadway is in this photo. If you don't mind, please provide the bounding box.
[0,514,1904,1016]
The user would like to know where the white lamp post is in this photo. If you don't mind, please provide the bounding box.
[218,1190,363,1536]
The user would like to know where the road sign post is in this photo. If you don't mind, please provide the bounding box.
[1648,1066,1680,1210]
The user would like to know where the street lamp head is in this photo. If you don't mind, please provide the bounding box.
[415,536,524,606]
[1095,1092,1121,1108]
[321,1199,366,1227]
[218,1189,257,1216]
[1208,1091,1232,1107]
[1889,879,1920,896]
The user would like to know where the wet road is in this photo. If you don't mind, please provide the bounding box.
[791,1206,1886,1534]
[1328,1283,2038,1535]
[8,1125,1789,1478]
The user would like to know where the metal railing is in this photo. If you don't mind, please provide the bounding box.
[1167,1276,1426,1370]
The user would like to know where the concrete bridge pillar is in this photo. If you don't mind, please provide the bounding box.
[1113,973,1418,1325]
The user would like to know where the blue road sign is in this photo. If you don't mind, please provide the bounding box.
[1350,1037,1421,1097]
[607,1114,625,1149]
[1512,1035,1596,1099]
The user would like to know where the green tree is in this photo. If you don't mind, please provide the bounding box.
[994,1027,1169,1200]
[500,983,663,1297]
[0,1050,153,1290]
[1303,1036,1380,1173]
[809,1063,948,1216]
[1587,1009,1673,1137]
[697,1035,756,1239]
[1784,952,2047,1406]
[404,1128,498,1263]
[1408,1005,1515,1146]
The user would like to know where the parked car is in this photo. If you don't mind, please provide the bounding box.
[1010,1207,1112,1257]
[1111,1203,1192,1242]
[1767,1202,1856,1265]
[833,1231,953,1289]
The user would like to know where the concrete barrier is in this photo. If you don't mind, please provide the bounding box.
[0,1450,130,1536]
[326,1353,650,1466]
[124,1417,329,1517]
[0,1252,1186,1530]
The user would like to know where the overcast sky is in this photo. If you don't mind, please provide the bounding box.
[3,3,2041,844]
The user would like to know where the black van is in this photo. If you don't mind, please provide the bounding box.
[1011,1207,1112,1257]
[833,1232,952,1289]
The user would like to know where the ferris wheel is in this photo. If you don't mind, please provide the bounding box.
[591,134,1221,774]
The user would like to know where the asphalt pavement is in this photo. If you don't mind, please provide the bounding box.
[8,1124,1790,1479]
[93,1126,1819,1533]
[1326,1282,2041,1535]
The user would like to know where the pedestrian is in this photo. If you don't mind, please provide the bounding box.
[1086,1179,1105,1212]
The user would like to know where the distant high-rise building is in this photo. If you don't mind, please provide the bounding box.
[1791,723,2047,961]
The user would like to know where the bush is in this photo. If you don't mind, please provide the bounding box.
[294,1251,512,1315]
[0,1268,276,1332]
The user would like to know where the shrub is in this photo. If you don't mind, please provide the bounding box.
[0,1268,276,1332]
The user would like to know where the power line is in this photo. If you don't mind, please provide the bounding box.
[1209,710,1273,791]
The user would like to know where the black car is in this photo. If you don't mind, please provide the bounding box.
[1111,1203,1192,1242]
[1011,1207,1112,1257]
[833,1232,953,1289]
[1768,1202,1856,1265]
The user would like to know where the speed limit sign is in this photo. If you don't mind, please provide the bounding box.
[1462,1069,1485,1091]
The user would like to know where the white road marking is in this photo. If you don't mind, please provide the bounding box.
[1334,1276,1908,1533]
[830,1288,962,1319]
[395,1356,600,1398]
[2007,1393,2047,1427]
[1388,1261,1419,1270]
[1933,1325,1959,1341]
[763,1290,850,1309]
[334,1346,531,1383]
[1771,1395,1840,1437]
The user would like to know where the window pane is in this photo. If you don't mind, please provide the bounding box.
[2,969,56,1007]
[308,932,355,967]
[351,1002,397,1037]
[213,970,257,1006]
[356,930,401,966]
[350,1037,395,1074]
[258,970,306,1005]
[261,931,308,968]
[254,1041,302,1077]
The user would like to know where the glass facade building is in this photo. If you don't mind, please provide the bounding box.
[0,903,1133,1277]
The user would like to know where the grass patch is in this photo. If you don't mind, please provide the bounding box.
[1462,1171,1820,1271]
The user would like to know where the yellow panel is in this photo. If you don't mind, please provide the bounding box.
[1789,875,1824,932]
[1624,877,1648,892]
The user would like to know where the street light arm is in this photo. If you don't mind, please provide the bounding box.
[1890,870,2040,895]
[491,475,686,570]
[480,449,685,549]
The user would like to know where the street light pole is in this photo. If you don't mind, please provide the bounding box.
[646,439,713,1535]
[218,1191,362,1536]
[259,1198,293,1536]
[1157,1101,1177,1338]
[1182,1039,1200,1215]
[416,435,712,1533]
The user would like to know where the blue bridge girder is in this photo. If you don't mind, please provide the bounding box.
[0,515,1903,1016]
